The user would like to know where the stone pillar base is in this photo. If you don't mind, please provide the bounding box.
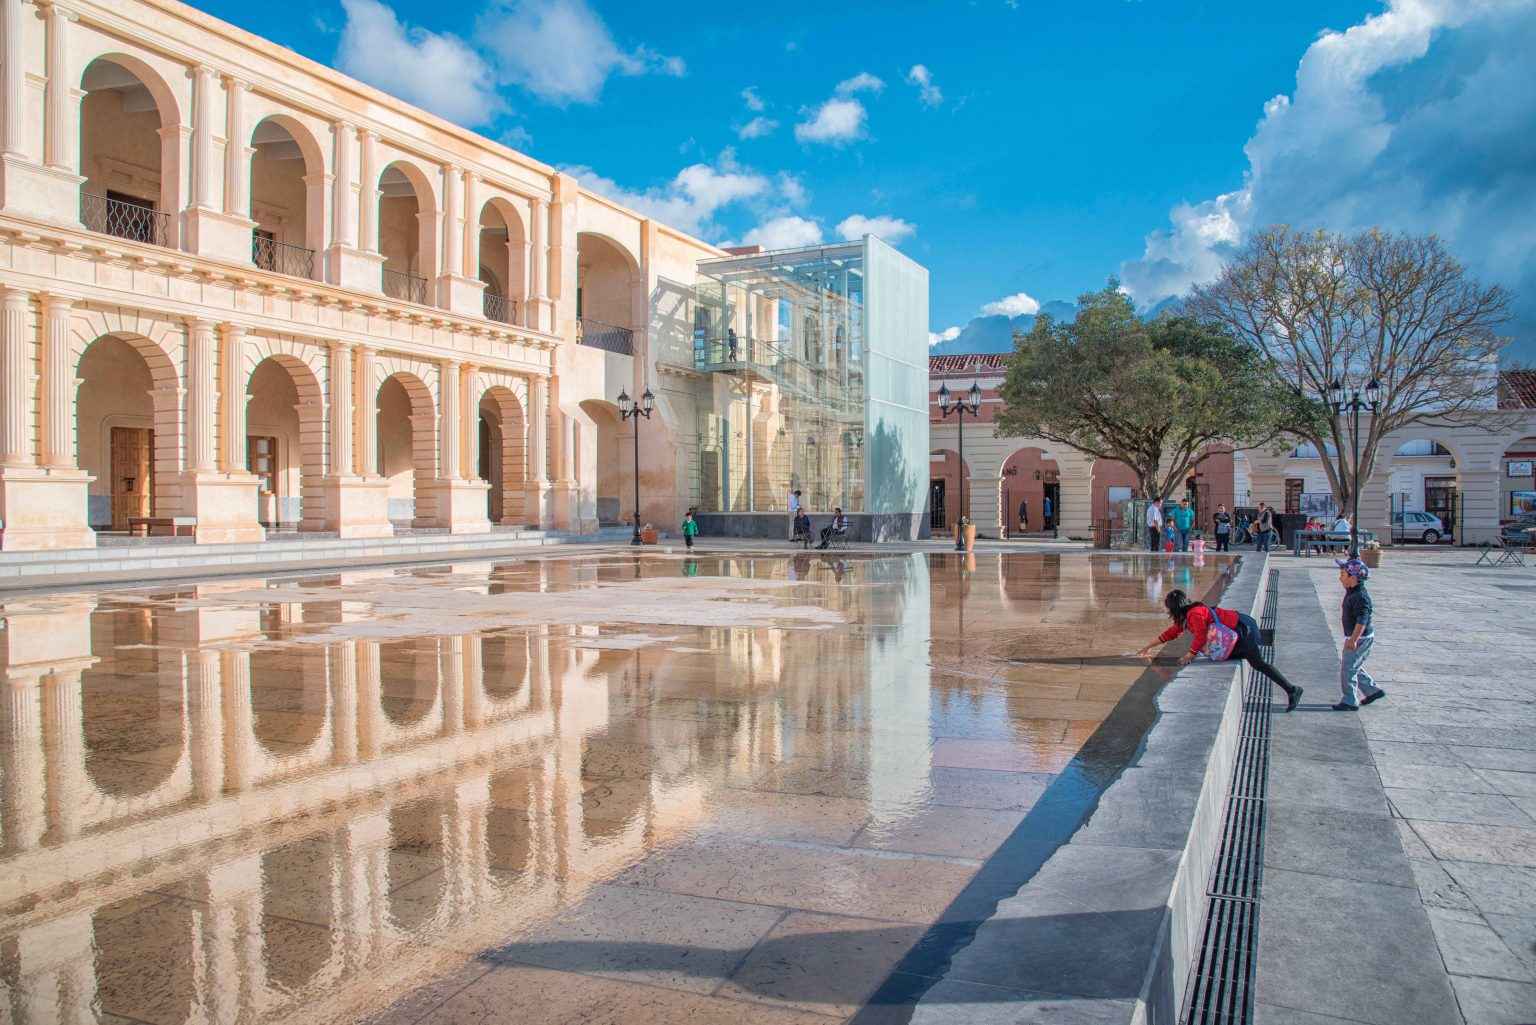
[426,478,493,534]
[523,481,551,529]
[437,273,488,318]
[183,207,259,265]
[0,467,95,551]
[323,476,393,538]
[550,482,580,531]
[327,246,387,293]
[0,156,85,225]
[181,471,265,544]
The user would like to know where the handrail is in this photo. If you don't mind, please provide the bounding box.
[483,291,517,325]
[382,268,429,305]
[80,192,170,248]
[251,233,315,279]
[577,317,633,355]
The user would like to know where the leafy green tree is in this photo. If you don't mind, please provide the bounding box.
[996,283,1307,502]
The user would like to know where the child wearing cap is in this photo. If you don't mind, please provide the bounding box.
[1333,557,1385,711]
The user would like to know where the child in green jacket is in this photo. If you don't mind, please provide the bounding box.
[682,511,699,550]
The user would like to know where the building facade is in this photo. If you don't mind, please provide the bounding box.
[930,356,1536,545]
[0,0,929,551]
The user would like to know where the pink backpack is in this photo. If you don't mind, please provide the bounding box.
[1200,617,1240,661]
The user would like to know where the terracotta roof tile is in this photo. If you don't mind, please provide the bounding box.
[929,353,1009,374]
[1500,370,1536,409]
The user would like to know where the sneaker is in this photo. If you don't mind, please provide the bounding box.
[1285,686,1303,713]
[1331,702,1358,712]
[1362,691,1386,706]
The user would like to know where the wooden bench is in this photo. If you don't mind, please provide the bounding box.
[127,516,197,538]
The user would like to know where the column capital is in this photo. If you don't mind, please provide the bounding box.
[440,358,463,373]
[35,1,79,23]
[218,320,246,338]
[356,126,374,141]
[220,73,249,92]
[183,315,216,333]
[191,63,218,81]
[36,291,73,311]
[329,338,355,353]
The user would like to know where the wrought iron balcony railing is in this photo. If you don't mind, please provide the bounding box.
[251,234,316,279]
[382,268,429,305]
[483,291,517,324]
[576,317,634,355]
[80,192,170,248]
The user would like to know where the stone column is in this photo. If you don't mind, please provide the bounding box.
[221,650,254,793]
[439,636,463,735]
[1,681,45,851]
[37,294,72,468]
[331,122,357,251]
[461,170,478,279]
[462,634,485,728]
[441,165,462,278]
[186,319,218,472]
[529,376,548,485]
[218,322,246,473]
[439,361,461,481]
[330,642,357,765]
[528,197,548,331]
[357,641,382,760]
[329,341,354,476]
[188,650,223,802]
[42,1,75,172]
[1,286,31,466]
[460,364,480,481]
[221,77,249,217]
[357,130,378,252]
[354,346,376,475]
[191,66,219,211]
[41,666,85,841]
[1,0,27,156]
[1458,469,1502,546]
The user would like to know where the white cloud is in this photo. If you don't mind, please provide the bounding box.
[778,172,809,207]
[907,64,942,107]
[741,86,765,112]
[1118,0,1536,356]
[981,292,1041,317]
[742,216,825,250]
[738,116,779,139]
[835,71,885,95]
[795,97,867,145]
[837,214,916,244]
[336,0,503,125]
[561,158,769,237]
[480,0,684,105]
[929,326,961,348]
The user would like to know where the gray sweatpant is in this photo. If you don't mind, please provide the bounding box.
[1340,633,1383,707]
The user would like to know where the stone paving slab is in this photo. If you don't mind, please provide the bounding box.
[1258,555,1536,1025]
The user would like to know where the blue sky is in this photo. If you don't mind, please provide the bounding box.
[196,0,1536,362]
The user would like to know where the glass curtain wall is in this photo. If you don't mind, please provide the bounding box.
[692,243,867,514]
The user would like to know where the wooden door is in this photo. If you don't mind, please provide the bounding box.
[110,427,152,530]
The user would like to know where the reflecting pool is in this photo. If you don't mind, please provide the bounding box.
[0,550,1231,1024]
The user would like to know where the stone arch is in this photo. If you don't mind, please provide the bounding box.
[479,383,528,525]
[249,114,329,270]
[580,399,630,527]
[244,342,327,531]
[78,53,183,245]
[476,196,528,323]
[1380,430,1470,541]
[378,159,440,299]
[374,367,437,527]
[998,446,1065,536]
[576,232,642,346]
[1089,457,1140,535]
[73,327,183,530]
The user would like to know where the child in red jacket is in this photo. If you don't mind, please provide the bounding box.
[1135,589,1302,711]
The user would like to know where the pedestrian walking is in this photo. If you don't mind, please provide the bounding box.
[1173,499,1195,552]
[682,509,699,550]
[1145,498,1164,553]
[787,488,802,540]
[1255,502,1275,552]
[1332,557,1386,711]
[1136,589,1303,711]
[1043,493,1054,531]
[1212,504,1232,552]
[1019,498,1029,533]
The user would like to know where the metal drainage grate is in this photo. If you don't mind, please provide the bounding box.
[1182,571,1281,1025]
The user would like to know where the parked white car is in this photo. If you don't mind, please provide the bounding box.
[1391,510,1447,544]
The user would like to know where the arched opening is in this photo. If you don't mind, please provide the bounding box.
[1501,436,1536,530]
[79,56,177,248]
[249,647,328,756]
[378,639,441,728]
[579,399,629,527]
[81,657,184,799]
[477,199,526,324]
[1089,457,1139,537]
[479,386,527,525]
[575,233,639,353]
[927,449,970,534]
[249,117,322,279]
[246,356,325,531]
[377,373,437,527]
[77,334,178,533]
[1386,436,1462,543]
[378,161,437,304]
[1000,448,1062,537]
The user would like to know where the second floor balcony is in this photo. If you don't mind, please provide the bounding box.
[81,192,170,249]
[252,233,316,280]
[577,318,634,356]
[383,268,430,305]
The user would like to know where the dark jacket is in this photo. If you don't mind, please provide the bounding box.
[1213,511,1232,534]
[1343,583,1373,637]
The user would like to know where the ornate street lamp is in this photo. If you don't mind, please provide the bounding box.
[617,387,655,546]
[937,379,983,551]
[1328,376,1382,558]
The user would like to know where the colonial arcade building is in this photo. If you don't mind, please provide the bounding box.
[0,0,923,550]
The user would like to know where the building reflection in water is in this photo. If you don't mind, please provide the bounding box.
[0,551,1230,1025]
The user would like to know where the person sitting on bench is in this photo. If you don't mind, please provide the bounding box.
[817,507,848,549]
[792,509,813,546]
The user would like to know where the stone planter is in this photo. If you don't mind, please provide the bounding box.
[957,522,977,550]
[1362,547,1381,568]
[640,526,659,545]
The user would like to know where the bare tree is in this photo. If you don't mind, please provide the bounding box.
[1188,226,1512,512]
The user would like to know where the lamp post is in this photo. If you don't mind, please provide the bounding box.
[1328,377,1382,558]
[937,379,983,551]
[617,387,655,546]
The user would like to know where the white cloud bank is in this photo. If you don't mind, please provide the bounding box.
[907,64,942,107]
[480,0,684,104]
[337,0,503,125]
[743,216,826,250]
[835,72,885,95]
[1119,0,1536,351]
[981,292,1041,317]
[929,326,961,348]
[837,214,915,244]
[562,155,772,237]
[795,97,867,145]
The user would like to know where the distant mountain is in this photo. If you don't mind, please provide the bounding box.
[928,300,1079,356]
